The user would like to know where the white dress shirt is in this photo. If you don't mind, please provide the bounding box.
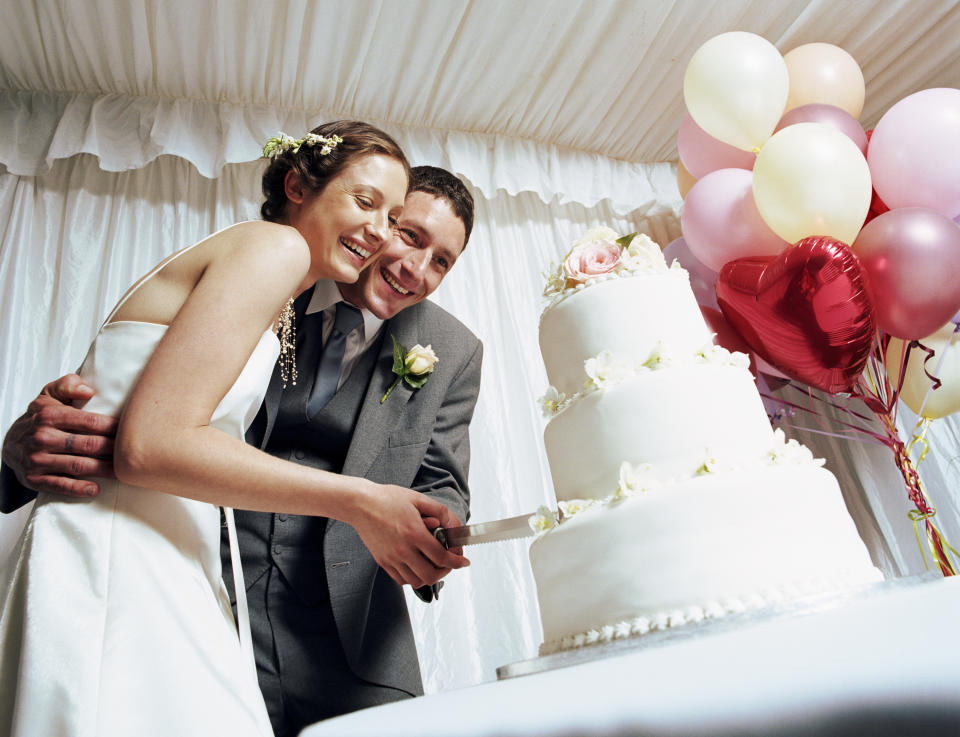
[304,279,384,389]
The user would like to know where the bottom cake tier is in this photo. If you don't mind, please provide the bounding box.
[530,464,883,655]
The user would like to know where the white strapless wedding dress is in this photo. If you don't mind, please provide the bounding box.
[0,320,279,737]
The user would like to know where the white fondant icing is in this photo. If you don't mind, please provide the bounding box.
[531,465,883,651]
[531,237,883,655]
[544,364,774,502]
[540,271,712,397]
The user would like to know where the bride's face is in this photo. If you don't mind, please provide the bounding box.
[288,153,408,285]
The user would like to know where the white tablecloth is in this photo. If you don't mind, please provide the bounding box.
[301,576,960,736]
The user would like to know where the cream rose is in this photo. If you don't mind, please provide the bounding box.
[562,239,622,283]
[404,344,438,375]
[572,226,620,246]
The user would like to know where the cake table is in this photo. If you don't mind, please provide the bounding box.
[300,575,960,736]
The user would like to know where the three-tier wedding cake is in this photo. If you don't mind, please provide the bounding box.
[529,228,883,655]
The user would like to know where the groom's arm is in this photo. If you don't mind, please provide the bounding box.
[406,334,481,603]
[409,336,482,524]
[1,374,117,513]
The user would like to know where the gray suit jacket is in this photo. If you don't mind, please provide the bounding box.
[256,297,482,693]
[0,296,483,697]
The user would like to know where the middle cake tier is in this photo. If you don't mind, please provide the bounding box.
[544,362,774,502]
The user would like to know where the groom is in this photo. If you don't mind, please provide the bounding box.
[0,166,480,735]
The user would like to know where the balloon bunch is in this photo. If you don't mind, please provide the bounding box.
[671,32,960,575]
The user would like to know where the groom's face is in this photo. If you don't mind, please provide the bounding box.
[339,191,466,319]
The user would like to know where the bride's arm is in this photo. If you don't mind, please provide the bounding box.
[114,222,467,587]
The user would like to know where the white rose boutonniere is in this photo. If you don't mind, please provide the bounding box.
[381,336,438,403]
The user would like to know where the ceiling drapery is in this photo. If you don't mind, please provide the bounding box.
[3,0,960,214]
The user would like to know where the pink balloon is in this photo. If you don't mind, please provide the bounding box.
[868,88,960,218]
[663,236,719,310]
[677,113,756,180]
[775,103,867,155]
[680,168,789,273]
[852,207,960,339]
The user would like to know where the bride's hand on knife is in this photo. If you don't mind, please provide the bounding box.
[347,481,470,588]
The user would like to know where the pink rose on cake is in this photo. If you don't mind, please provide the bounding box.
[562,237,622,285]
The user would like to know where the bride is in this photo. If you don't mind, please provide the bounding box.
[0,120,468,736]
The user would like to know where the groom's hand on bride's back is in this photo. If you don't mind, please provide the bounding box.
[2,373,117,497]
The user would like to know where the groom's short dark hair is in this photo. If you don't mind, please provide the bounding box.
[409,166,474,249]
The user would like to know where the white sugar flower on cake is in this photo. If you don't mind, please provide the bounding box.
[620,233,666,270]
[696,342,751,370]
[538,342,755,419]
[767,429,825,466]
[641,341,676,369]
[543,229,668,298]
[615,461,659,498]
[530,505,560,533]
[583,350,633,390]
[696,451,738,476]
[558,498,602,518]
[537,386,565,417]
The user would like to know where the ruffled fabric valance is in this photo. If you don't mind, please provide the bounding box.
[0,89,681,218]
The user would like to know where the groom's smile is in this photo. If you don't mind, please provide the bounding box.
[339,190,466,319]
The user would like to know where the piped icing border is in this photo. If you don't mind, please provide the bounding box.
[537,342,751,418]
[537,568,884,655]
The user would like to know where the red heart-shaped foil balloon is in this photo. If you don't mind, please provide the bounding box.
[715,236,876,394]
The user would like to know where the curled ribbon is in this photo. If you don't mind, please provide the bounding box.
[908,339,943,391]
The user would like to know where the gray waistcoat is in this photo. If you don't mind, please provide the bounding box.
[224,314,383,605]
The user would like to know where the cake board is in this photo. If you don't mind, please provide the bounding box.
[496,574,935,680]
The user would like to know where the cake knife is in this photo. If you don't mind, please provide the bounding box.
[433,508,561,547]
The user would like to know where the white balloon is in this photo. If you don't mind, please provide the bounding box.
[683,32,789,152]
[887,323,960,420]
[752,122,872,245]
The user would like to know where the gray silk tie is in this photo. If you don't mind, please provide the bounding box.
[306,301,364,418]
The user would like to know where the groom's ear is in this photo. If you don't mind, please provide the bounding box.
[283,169,306,205]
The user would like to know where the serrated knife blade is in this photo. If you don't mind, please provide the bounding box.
[435,509,557,547]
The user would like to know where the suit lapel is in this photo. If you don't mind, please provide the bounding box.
[341,308,421,478]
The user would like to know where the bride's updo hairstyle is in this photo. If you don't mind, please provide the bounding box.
[260,120,410,222]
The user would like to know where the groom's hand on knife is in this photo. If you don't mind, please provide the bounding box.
[2,373,117,497]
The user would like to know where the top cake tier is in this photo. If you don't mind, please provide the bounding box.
[540,231,712,398]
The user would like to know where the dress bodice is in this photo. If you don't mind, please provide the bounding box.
[77,320,279,439]
[1,319,279,736]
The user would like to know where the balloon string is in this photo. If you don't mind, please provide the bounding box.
[772,380,880,427]
[845,357,957,577]
[905,416,932,468]
[762,392,889,444]
[874,403,956,576]
[908,511,960,576]
[762,341,957,576]
[771,421,886,446]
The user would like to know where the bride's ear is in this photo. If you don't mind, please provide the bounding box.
[283,169,306,205]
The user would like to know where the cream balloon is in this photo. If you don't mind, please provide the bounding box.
[683,32,789,152]
[887,323,960,419]
[783,43,865,119]
[752,122,872,245]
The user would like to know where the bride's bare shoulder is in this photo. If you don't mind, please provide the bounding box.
[209,220,309,265]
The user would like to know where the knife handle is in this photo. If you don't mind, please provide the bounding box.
[432,526,449,549]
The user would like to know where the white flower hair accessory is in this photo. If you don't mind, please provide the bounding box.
[262,132,344,159]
